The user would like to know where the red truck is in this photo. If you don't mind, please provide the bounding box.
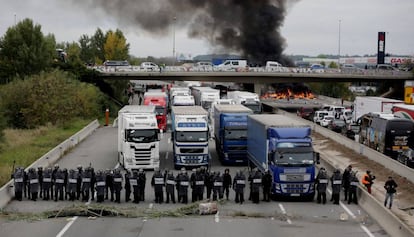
[392,103,414,121]
[143,91,168,131]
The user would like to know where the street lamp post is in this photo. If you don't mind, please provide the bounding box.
[172,16,176,66]
[338,19,341,67]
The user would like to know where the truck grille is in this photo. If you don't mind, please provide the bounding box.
[131,145,154,164]
[182,156,203,164]
[284,183,305,193]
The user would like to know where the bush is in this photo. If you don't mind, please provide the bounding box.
[0,70,105,128]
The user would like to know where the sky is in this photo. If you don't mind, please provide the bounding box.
[1,0,413,58]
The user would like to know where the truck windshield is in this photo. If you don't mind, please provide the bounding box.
[272,147,314,166]
[176,131,208,142]
[126,129,159,143]
[241,103,261,113]
[224,129,247,140]
[155,106,166,115]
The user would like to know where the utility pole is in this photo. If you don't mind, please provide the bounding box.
[172,16,176,66]
[338,19,341,67]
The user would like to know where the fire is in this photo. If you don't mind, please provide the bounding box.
[261,88,315,100]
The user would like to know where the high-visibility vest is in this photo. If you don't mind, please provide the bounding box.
[361,174,370,185]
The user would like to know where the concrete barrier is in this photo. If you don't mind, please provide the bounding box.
[0,120,100,209]
[277,110,414,236]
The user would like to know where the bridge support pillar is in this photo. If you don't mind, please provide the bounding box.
[254,83,266,96]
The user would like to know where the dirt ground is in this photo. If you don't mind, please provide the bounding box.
[312,132,414,229]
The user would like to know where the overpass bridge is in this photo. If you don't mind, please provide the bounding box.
[94,67,413,84]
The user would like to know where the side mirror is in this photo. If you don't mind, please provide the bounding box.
[315,152,320,164]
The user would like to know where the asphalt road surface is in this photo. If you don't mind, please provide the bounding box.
[0,126,389,237]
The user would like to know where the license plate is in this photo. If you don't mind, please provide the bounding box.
[290,193,300,197]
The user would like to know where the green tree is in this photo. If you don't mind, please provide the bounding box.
[328,61,339,69]
[0,70,105,128]
[0,18,56,83]
[91,28,106,63]
[79,34,95,64]
[104,29,130,60]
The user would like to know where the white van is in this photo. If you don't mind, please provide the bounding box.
[216,60,247,71]
[265,61,283,72]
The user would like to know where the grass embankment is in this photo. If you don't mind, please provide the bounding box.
[0,119,94,187]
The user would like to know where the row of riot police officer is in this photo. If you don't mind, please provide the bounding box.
[314,166,359,205]
[12,165,148,203]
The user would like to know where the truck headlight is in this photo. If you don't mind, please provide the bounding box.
[279,174,287,181]
[224,153,228,158]
[303,174,311,181]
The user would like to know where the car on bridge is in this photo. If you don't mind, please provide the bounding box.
[310,64,325,73]
[140,62,159,71]
[320,115,334,127]
[328,118,346,133]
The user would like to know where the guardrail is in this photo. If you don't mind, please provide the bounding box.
[278,110,414,236]
[0,119,100,209]
[88,65,412,77]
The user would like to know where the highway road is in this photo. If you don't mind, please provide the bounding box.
[0,126,389,237]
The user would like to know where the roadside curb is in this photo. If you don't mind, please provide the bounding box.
[0,119,100,209]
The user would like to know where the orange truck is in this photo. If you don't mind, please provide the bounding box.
[143,91,168,131]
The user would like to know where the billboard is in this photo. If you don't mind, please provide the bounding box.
[377,32,386,65]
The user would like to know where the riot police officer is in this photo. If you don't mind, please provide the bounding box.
[165,170,176,204]
[42,167,52,200]
[131,170,140,203]
[151,168,164,204]
[194,168,205,201]
[251,169,262,204]
[54,168,65,201]
[212,171,224,201]
[95,170,106,203]
[51,164,59,200]
[138,169,146,201]
[13,167,24,201]
[262,170,272,202]
[330,169,342,204]
[233,170,246,204]
[124,169,132,202]
[62,168,68,200]
[105,168,114,201]
[316,167,328,204]
[113,169,123,203]
[348,171,359,205]
[82,167,92,201]
[67,169,78,201]
[177,168,189,204]
[205,170,214,201]
[28,168,39,201]
[76,165,83,200]
[89,167,96,201]
[37,166,43,198]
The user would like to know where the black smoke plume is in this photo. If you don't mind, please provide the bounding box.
[76,0,294,65]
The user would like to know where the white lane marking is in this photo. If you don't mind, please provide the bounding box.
[215,211,220,223]
[56,216,78,237]
[165,151,169,160]
[327,186,375,237]
[278,203,292,224]
[56,163,119,237]
[149,203,153,209]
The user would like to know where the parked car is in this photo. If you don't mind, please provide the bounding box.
[320,115,334,127]
[342,123,360,140]
[310,64,325,73]
[313,110,329,124]
[328,119,346,133]
[140,62,159,71]
[297,107,314,120]
[396,149,414,168]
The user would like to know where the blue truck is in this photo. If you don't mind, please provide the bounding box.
[213,104,253,165]
[247,114,320,200]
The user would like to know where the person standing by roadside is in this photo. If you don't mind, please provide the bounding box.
[348,171,359,205]
[342,165,352,201]
[262,170,272,202]
[223,169,232,201]
[361,170,376,194]
[384,176,398,209]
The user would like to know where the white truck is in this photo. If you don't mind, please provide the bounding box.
[353,96,404,122]
[171,95,195,106]
[227,91,262,114]
[117,105,160,170]
[191,87,220,111]
[171,106,210,170]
